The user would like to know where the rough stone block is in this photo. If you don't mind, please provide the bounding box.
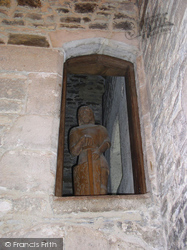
[3,115,59,151]
[26,73,62,115]
[0,9,8,16]
[75,3,97,13]
[0,115,18,126]
[60,24,84,29]
[0,78,27,100]
[56,8,69,14]
[26,13,42,20]
[0,150,55,192]
[0,46,64,74]
[52,194,150,214]
[83,17,91,23]
[15,224,65,238]
[60,17,81,23]
[89,23,108,29]
[0,199,12,214]
[14,13,24,18]
[0,0,10,7]
[17,0,41,8]
[65,227,109,250]
[2,20,24,26]
[113,21,134,30]
[0,99,23,114]
[12,195,51,215]
[8,34,49,48]
[0,39,5,44]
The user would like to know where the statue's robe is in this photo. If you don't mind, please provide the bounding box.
[69,124,110,195]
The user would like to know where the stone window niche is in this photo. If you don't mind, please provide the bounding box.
[55,54,146,197]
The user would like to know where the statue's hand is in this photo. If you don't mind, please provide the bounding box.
[84,135,93,147]
[92,149,100,160]
[80,135,93,147]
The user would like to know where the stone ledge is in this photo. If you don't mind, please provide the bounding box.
[52,193,151,214]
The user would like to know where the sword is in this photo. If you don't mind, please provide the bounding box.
[87,149,94,195]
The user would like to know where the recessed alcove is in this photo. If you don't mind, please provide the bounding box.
[55,54,146,197]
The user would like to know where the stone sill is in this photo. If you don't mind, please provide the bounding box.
[52,193,151,214]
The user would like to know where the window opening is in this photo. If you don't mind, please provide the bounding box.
[55,55,146,197]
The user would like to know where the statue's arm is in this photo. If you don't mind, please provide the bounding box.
[92,139,110,160]
[92,126,111,161]
[98,139,111,155]
[69,129,85,156]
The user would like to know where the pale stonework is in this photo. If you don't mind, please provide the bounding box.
[0,0,186,249]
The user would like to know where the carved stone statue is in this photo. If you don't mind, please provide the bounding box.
[69,106,111,195]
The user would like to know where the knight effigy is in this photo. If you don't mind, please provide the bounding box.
[69,106,111,195]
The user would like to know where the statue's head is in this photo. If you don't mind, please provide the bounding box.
[78,106,95,125]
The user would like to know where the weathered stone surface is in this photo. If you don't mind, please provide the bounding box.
[52,194,151,214]
[0,150,55,192]
[14,13,24,18]
[31,23,56,30]
[2,19,24,26]
[75,3,97,13]
[0,1,185,249]
[99,5,114,11]
[0,200,12,214]
[113,21,134,30]
[0,0,10,7]
[89,23,108,29]
[0,99,23,113]
[83,17,91,23]
[56,8,69,13]
[10,224,65,238]
[65,227,109,250]
[60,24,84,29]
[26,73,61,115]
[12,195,51,215]
[0,78,26,100]
[60,17,81,23]
[26,13,42,20]
[0,46,64,74]
[17,0,41,8]
[0,9,8,16]
[0,0,140,42]
[114,13,129,19]
[141,0,187,249]
[8,34,49,47]
[0,39,5,44]
[0,115,17,126]
[3,115,59,151]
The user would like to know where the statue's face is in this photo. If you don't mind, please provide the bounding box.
[78,106,95,125]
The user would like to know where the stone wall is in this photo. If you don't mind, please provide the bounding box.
[141,0,187,249]
[0,0,139,47]
[0,44,166,249]
[0,46,63,194]
[0,0,186,249]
